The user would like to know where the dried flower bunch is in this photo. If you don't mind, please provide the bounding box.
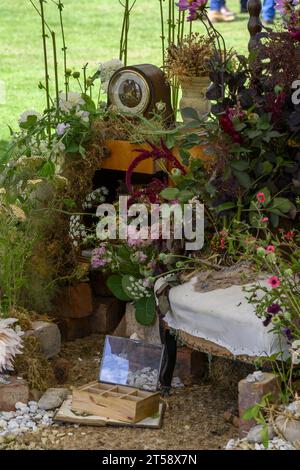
[165,33,213,82]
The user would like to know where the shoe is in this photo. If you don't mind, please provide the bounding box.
[220,7,236,17]
[208,10,235,23]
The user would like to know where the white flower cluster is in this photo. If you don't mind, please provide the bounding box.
[18,110,42,125]
[290,340,300,365]
[58,91,90,123]
[126,277,152,300]
[82,186,109,210]
[98,59,123,93]
[69,214,87,248]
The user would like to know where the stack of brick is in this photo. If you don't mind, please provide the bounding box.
[55,281,125,341]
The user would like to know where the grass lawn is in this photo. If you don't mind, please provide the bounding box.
[0,0,250,141]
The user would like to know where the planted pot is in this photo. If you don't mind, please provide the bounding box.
[180,76,211,124]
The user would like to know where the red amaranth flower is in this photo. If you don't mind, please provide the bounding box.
[125,139,186,194]
[265,91,286,123]
[219,110,243,144]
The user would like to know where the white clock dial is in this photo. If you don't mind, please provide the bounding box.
[109,71,150,115]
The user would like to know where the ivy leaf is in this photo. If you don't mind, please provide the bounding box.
[107,275,131,301]
[134,294,156,326]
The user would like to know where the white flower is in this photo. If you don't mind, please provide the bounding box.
[59,91,85,113]
[291,350,300,365]
[291,340,300,350]
[98,59,123,92]
[76,109,90,123]
[18,109,42,125]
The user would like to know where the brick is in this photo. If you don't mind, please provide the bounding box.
[90,271,111,297]
[55,283,93,319]
[57,316,92,341]
[25,321,61,359]
[91,297,125,334]
[113,302,161,344]
[0,377,29,411]
[174,347,208,385]
[238,372,280,438]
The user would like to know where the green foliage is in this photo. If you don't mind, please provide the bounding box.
[243,394,272,449]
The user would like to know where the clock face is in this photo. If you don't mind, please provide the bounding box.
[108,70,150,115]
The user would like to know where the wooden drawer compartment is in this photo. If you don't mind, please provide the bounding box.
[72,381,160,423]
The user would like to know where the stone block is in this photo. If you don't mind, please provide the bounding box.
[113,302,161,345]
[238,372,280,438]
[55,283,93,319]
[91,297,125,334]
[0,377,29,411]
[25,321,61,359]
[57,316,92,341]
[174,347,208,385]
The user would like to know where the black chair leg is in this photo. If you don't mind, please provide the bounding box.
[159,320,177,396]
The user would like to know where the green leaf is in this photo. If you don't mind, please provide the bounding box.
[160,188,180,201]
[178,189,194,203]
[242,405,260,421]
[230,160,249,171]
[261,425,269,449]
[233,170,252,189]
[38,160,55,178]
[107,275,131,301]
[134,294,156,326]
[215,201,236,212]
[271,197,291,214]
[179,148,191,167]
[247,129,262,139]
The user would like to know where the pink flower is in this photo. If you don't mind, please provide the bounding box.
[256,192,266,204]
[267,276,281,288]
[262,217,269,223]
[266,245,275,253]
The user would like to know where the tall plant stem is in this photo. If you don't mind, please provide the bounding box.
[57,0,68,99]
[159,0,165,68]
[51,31,60,117]
[39,0,51,143]
[119,0,136,65]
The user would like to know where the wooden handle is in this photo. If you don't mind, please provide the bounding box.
[248,0,262,52]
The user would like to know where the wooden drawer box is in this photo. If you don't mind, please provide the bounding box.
[72,381,160,423]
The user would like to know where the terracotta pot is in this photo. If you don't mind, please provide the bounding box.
[180,77,211,123]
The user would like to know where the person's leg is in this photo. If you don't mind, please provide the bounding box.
[210,0,222,11]
[240,0,248,13]
[262,0,275,22]
[209,0,235,21]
